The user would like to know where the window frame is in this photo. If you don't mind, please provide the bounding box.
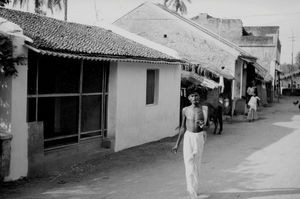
[27,52,109,150]
[146,69,159,105]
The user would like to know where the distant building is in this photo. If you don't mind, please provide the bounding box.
[281,69,300,90]
[191,13,243,43]
[191,13,281,102]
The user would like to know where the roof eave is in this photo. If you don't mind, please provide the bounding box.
[25,44,183,65]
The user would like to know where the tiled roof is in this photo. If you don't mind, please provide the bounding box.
[0,7,181,63]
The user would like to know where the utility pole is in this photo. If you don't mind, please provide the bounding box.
[289,33,295,95]
[93,0,102,23]
[64,0,67,21]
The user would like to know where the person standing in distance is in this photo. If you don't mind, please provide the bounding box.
[247,92,260,122]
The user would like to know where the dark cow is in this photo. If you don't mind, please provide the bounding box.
[202,102,223,134]
[293,100,300,111]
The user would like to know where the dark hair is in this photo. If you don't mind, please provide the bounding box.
[188,91,200,97]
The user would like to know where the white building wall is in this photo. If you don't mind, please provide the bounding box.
[8,58,28,181]
[112,62,180,151]
[234,59,243,99]
[107,62,118,148]
[270,60,276,86]
[114,2,238,78]
[0,34,28,181]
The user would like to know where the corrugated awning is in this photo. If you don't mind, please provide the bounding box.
[253,62,273,82]
[240,57,267,74]
[181,70,220,89]
[182,62,234,80]
[205,66,235,80]
[253,62,267,76]
[187,60,235,80]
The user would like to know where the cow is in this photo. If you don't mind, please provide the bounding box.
[202,102,223,135]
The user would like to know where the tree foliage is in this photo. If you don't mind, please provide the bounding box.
[0,0,10,6]
[0,34,24,76]
[12,0,63,15]
[163,0,191,15]
[47,0,62,14]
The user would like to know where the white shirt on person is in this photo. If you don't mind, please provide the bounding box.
[247,86,255,96]
[248,96,260,111]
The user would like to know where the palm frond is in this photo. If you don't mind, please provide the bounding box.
[13,0,27,8]
[55,0,62,9]
[34,0,46,15]
[35,0,44,9]
[0,0,10,6]
[47,0,62,13]
[165,0,191,15]
[47,0,53,13]
[166,0,174,7]
[179,1,187,15]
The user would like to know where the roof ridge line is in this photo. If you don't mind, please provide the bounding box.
[113,2,148,24]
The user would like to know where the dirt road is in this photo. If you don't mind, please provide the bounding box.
[1,96,300,199]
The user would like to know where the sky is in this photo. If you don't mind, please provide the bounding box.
[9,0,300,64]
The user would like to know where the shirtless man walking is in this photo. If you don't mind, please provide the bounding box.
[172,92,208,199]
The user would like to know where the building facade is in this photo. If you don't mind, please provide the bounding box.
[0,8,182,180]
[191,14,281,102]
[114,2,267,114]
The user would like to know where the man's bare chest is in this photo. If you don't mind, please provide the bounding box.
[185,107,204,120]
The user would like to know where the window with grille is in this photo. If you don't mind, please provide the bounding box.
[27,51,109,150]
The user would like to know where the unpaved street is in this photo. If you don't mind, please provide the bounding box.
[1,96,300,199]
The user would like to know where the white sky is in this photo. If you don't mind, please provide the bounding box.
[10,0,300,64]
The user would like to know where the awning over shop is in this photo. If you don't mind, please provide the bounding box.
[240,57,271,82]
[252,62,267,75]
[182,62,234,80]
[205,65,235,80]
[275,68,283,74]
[186,61,235,80]
[263,73,273,82]
[181,70,220,89]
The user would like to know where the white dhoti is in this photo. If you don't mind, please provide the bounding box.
[183,130,205,198]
